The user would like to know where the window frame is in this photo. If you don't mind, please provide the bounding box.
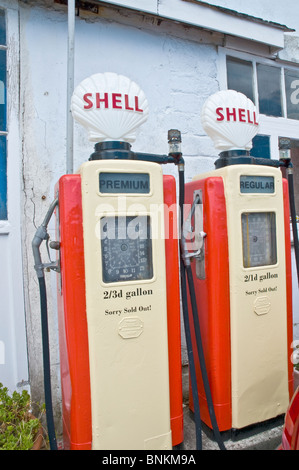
[0,1,19,234]
[0,0,29,394]
[218,47,299,159]
[0,9,7,221]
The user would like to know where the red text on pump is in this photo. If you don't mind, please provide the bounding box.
[216,107,258,125]
[83,93,144,112]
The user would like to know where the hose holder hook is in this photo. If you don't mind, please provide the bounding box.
[32,198,60,278]
[181,192,206,267]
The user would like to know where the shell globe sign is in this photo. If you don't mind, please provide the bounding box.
[71,72,149,143]
[71,74,259,153]
[201,90,260,152]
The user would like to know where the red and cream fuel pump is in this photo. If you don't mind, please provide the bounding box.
[184,90,294,432]
[32,73,183,450]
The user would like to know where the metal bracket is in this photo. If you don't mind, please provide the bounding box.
[42,236,60,273]
[193,190,206,279]
[182,189,206,278]
[32,197,61,277]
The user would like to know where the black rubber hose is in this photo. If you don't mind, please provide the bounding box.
[288,171,299,285]
[178,167,203,450]
[180,262,203,450]
[185,265,226,450]
[38,276,58,450]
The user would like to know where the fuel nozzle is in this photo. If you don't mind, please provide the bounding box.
[168,129,182,162]
[279,138,292,165]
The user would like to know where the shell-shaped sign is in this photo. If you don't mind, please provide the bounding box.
[71,72,149,143]
[201,90,259,151]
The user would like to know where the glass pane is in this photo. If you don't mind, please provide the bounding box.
[0,135,7,219]
[250,135,271,159]
[257,64,282,117]
[284,69,299,120]
[0,10,5,45]
[227,57,254,103]
[242,212,277,268]
[0,49,6,131]
[101,216,153,283]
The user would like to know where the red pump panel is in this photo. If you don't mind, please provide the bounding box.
[185,176,293,432]
[56,173,183,449]
[163,175,184,446]
[185,176,232,432]
[56,175,92,450]
[282,178,294,399]
[280,387,299,450]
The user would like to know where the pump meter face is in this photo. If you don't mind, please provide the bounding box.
[241,212,277,268]
[101,215,153,283]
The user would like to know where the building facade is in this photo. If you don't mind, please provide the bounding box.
[1,0,299,430]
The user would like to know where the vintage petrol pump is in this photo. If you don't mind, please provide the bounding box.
[33,73,183,450]
[184,90,294,432]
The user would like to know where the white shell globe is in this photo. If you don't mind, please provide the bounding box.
[201,90,259,151]
[71,72,149,143]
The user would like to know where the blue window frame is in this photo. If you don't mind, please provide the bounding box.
[0,9,6,220]
[0,134,6,219]
[251,135,271,159]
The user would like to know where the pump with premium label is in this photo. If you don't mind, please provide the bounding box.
[184,90,294,432]
[33,73,183,450]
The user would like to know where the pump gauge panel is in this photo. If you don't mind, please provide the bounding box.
[241,212,277,268]
[100,215,153,283]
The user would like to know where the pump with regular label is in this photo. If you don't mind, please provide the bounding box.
[33,73,183,450]
[184,90,294,432]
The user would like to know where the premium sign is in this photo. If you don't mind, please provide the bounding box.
[99,172,150,194]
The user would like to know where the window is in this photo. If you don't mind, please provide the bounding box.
[226,55,299,121]
[227,57,254,103]
[257,64,282,117]
[284,69,299,120]
[0,9,6,220]
[223,50,299,216]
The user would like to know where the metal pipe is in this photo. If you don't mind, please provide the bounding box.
[32,197,59,450]
[66,0,75,174]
